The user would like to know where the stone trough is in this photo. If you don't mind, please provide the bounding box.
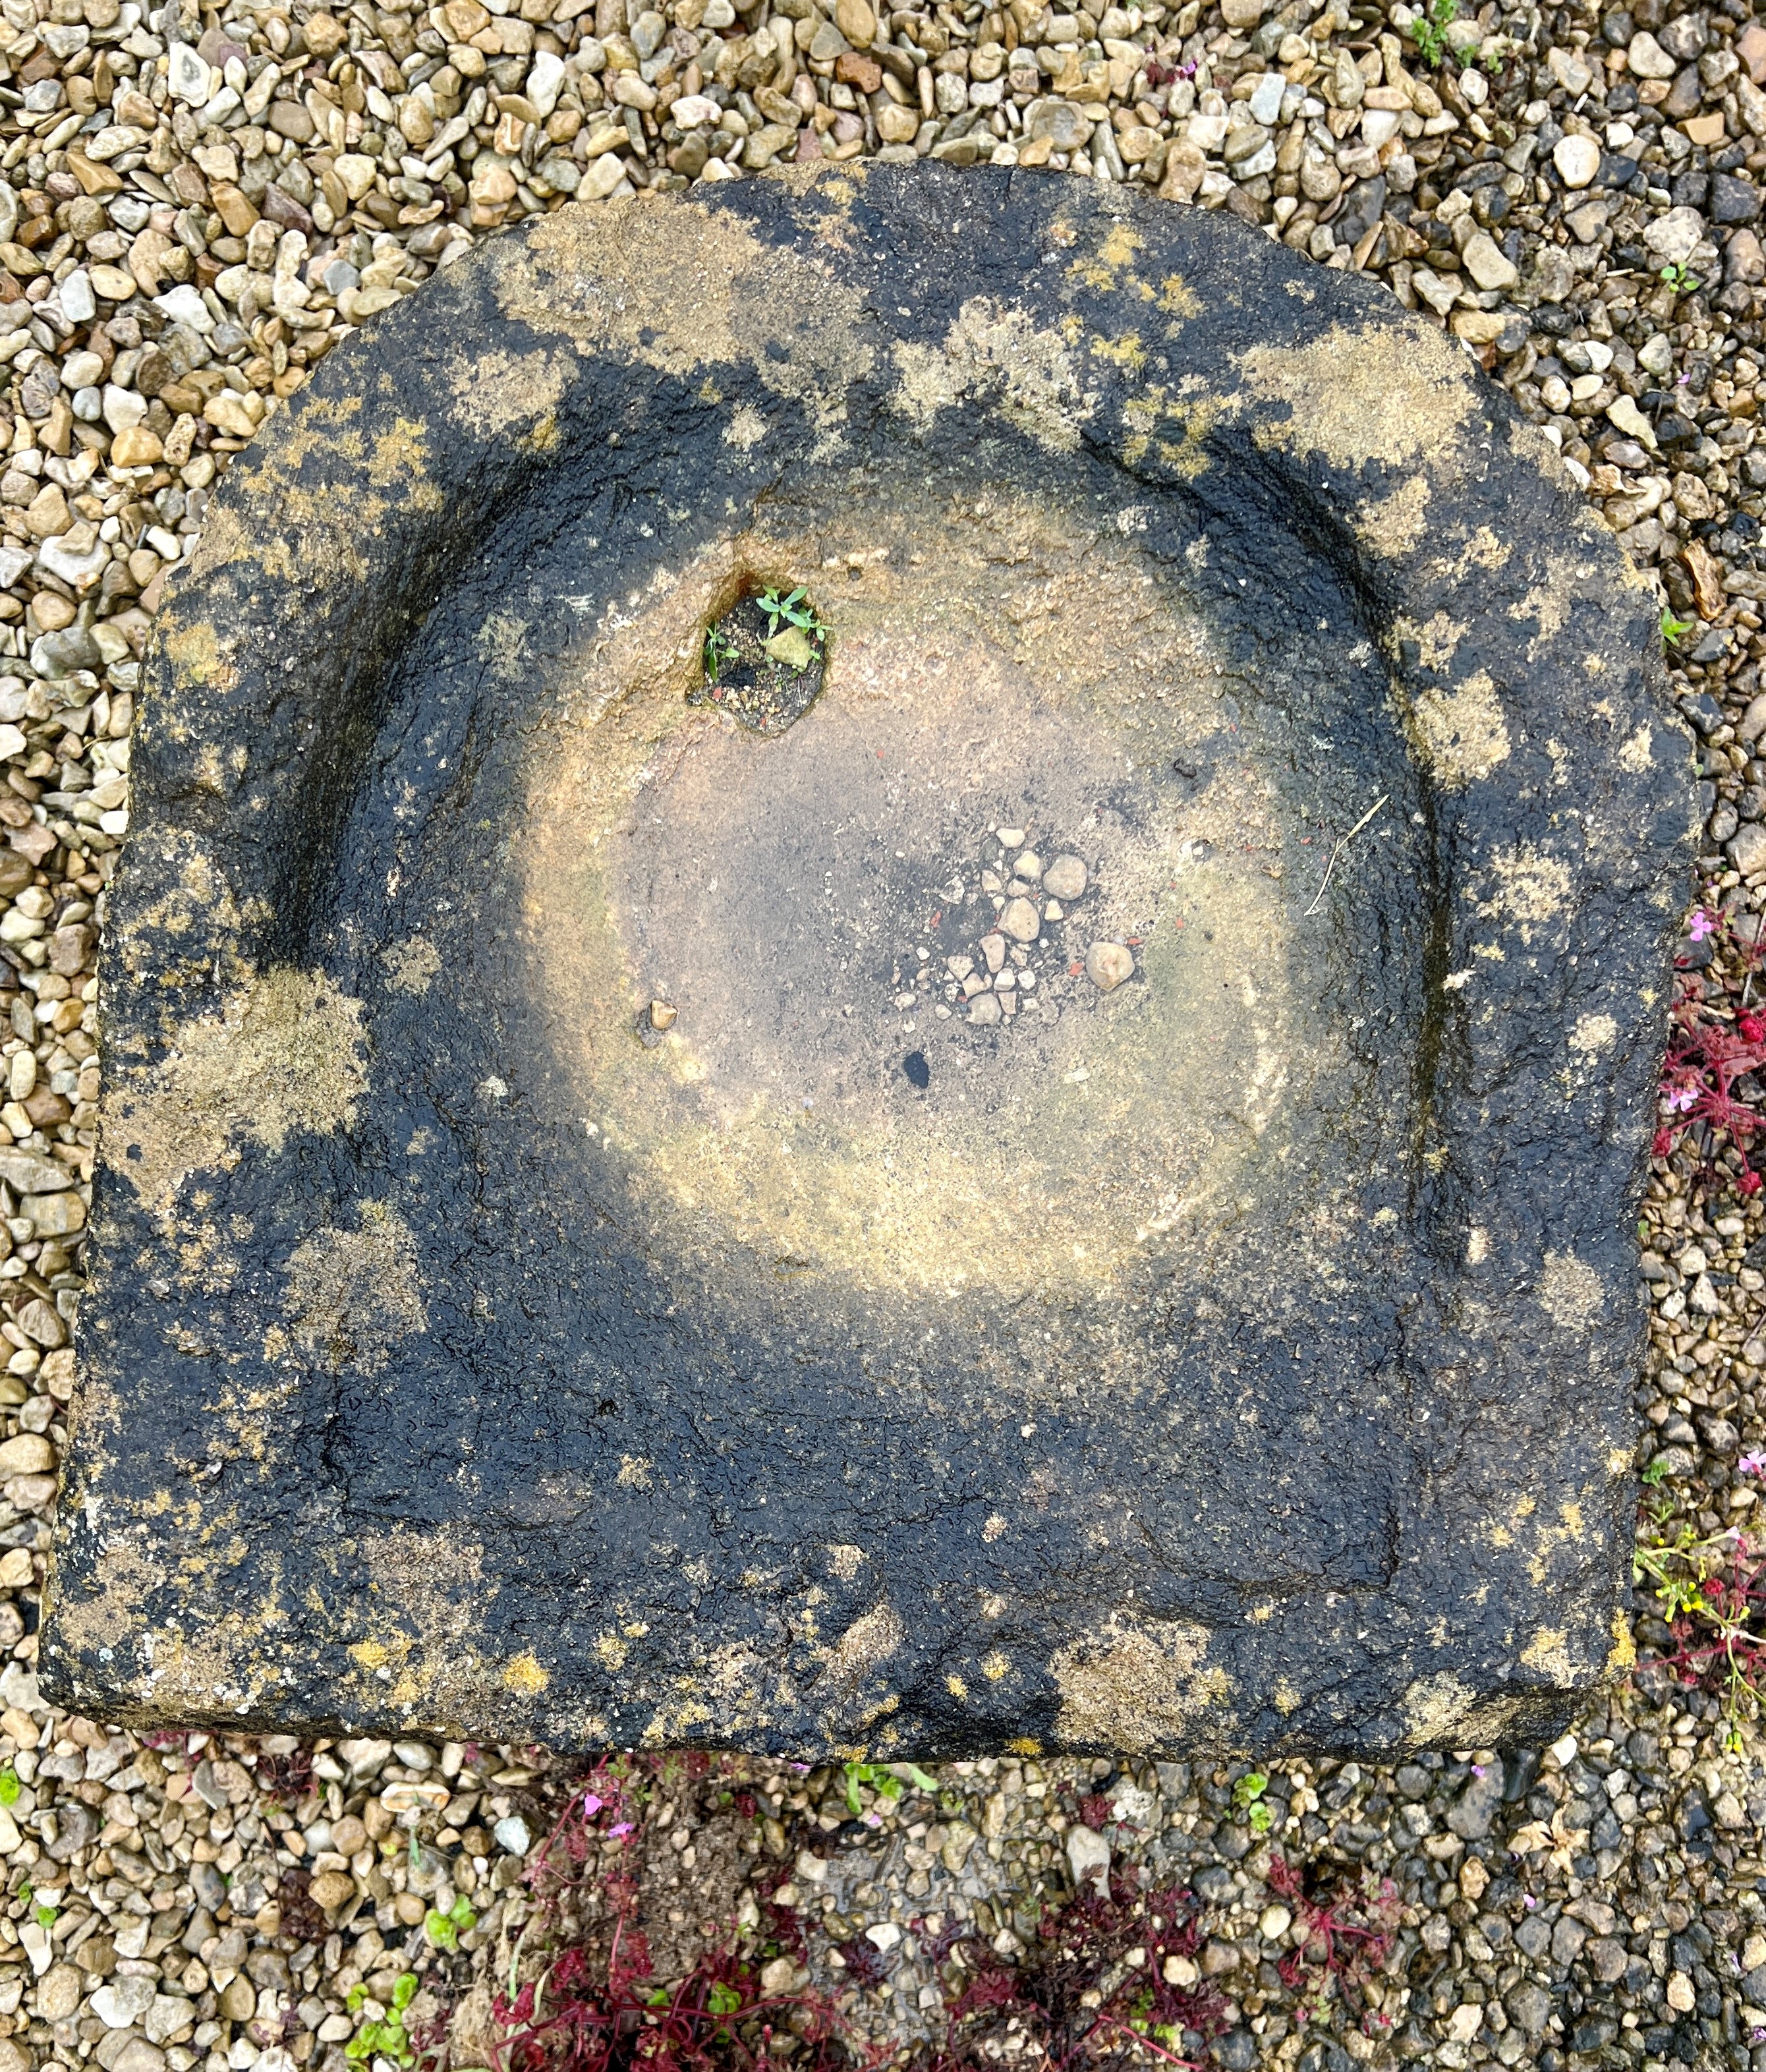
[41,164,1694,1758]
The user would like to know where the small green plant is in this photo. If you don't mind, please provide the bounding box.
[757,587,826,639]
[1634,1519,1766,1751]
[1640,1453,1672,1485]
[841,1759,936,1818]
[1408,0,1458,68]
[1659,261,1701,296]
[424,1892,478,1953]
[1661,608,1694,648]
[345,1971,418,2065]
[702,624,737,677]
[0,1768,20,1808]
[1232,1770,1273,1833]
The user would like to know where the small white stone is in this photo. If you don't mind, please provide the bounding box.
[1553,132,1600,188]
[1085,940,1135,992]
[167,40,212,104]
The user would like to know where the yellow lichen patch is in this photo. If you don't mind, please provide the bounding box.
[501,1652,550,1694]
[981,1650,1011,1681]
[1484,843,1572,932]
[826,1543,865,1580]
[382,935,441,994]
[1234,320,1475,471]
[617,1454,653,1489]
[946,1673,969,1699]
[516,194,874,447]
[1355,474,1432,558]
[1520,1626,1576,1683]
[817,1603,904,1694]
[1007,1737,1042,1756]
[108,966,369,1218]
[724,401,768,450]
[890,297,1098,451]
[177,502,254,590]
[596,1631,629,1669]
[161,618,237,694]
[1398,610,1467,672]
[1617,724,1654,773]
[1090,331,1146,372]
[1399,1668,1476,1743]
[1403,670,1510,788]
[1157,273,1201,318]
[1537,1252,1603,1333]
[1569,1013,1617,1056]
[283,1202,426,1373]
[447,346,575,440]
[1272,1677,1301,1715]
[349,1638,390,1671]
[1121,385,1219,478]
[1607,1606,1637,1672]
[366,415,432,489]
[478,610,529,679]
[1049,1613,1230,1748]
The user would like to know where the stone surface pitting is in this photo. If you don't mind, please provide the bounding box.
[43,166,1694,1758]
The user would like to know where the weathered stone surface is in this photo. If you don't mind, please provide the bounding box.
[43,166,1693,1758]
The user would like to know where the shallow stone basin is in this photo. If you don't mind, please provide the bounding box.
[42,165,1695,1757]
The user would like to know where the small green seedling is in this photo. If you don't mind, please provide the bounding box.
[842,1760,937,1816]
[1661,608,1694,648]
[703,624,737,677]
[1659,262,1701,296]
[1232,1770,1273,1833]
[423,1892,478,1953]
[1640,1454,1672,1486]
[345,1972,418,2066]
[1408,0,1458,69]
[0,1768,20,1808]
[757,587,826,639]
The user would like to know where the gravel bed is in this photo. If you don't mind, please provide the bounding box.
[0,0,1755,2061]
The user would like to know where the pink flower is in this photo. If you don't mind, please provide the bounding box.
[1741,1454,1766,1477]
[1690,910,1719,942]
[608,1821,634,1839]
[582,1793,604,1816]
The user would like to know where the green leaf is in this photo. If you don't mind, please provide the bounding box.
[424,1909,458,1951]
[708,1982,743,2015]
[33,1905,55,1930]
[0,1769,19,1808]
[449,1895,477,1930]
[1249,1802,1274,1835]
[903,1765,937,1792]
[391,1974,418,2011]
[347,1986,368,2014]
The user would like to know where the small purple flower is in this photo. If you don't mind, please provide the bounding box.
[582,1792,604,1816]
[1524,1894,1538,1910]
[608,1820,634,1839]
[1741,1453,1766,1477]
[1471,1764,1487,1778]
[863,1810,882,1827]
[1690,910,1719,942]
